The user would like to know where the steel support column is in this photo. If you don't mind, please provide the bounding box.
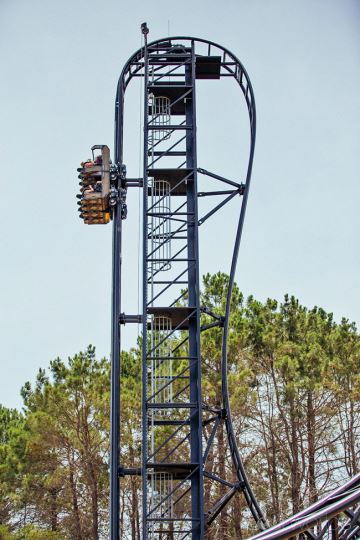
[142,31,150,540]
[185,45,204,539]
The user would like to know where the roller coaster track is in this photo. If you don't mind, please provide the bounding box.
[108,34,360,539]
[249,474,360,539]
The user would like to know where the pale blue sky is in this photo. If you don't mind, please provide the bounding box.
[1,0,359,409]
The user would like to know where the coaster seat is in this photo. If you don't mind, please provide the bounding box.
[77,146,111,225]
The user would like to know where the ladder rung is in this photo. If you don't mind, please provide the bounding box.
[147,258,195,262]
[148,151,186,156]
[147,403,196,409]
[148,125,192,130]
[150,281,188,285]
[146,356,197,360]
[150,420,191,425]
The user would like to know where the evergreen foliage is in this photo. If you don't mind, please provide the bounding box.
[0,274,359,539]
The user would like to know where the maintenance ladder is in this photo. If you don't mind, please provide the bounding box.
[142,40,221,540]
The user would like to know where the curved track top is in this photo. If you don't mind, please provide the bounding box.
[110,35,360,539]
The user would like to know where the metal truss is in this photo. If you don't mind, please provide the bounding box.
[111,33,265,540]
[249,473,360,540]
[106,31,360,540]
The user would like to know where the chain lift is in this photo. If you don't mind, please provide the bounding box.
[76,25,360,540]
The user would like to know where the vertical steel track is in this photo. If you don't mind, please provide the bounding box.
[141,31,149,540]
[110,74,124,540]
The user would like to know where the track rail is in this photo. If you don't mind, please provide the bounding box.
[249,474,360,539]
[112,35,360,539]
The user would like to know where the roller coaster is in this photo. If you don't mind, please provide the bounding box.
[77,27,360,540]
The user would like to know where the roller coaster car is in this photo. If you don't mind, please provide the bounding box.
[77,145,111,225]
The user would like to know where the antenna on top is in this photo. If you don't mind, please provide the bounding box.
[141,22,149,41]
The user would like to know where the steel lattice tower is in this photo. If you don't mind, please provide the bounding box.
[76,27,360,540]
[78,31,265,539]
[110,31,265,540]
